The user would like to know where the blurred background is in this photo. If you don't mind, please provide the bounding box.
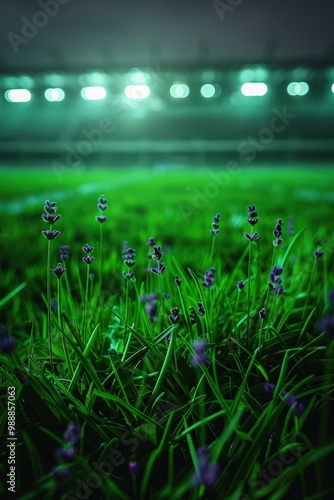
[1,0,334,168]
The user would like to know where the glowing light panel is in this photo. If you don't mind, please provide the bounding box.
[241,83,268,96]
[5,89,31,102]
[81,86,106,100]
[45,88,65,102]
[124,85,150,99]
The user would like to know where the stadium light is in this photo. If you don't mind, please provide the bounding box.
[331,84,334,93]
[287,82,309,96]
[124,85,150,99]
[5,89,32,102]
[241,83,268,96]
[170,83,190,98]
[45,88,65,102]
[81,86,106,100]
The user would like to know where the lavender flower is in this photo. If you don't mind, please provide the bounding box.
[82,256,95,265]
[152,245,163,261]
[0,324,16,354]
[129,461,138,476]
[313,249,324,259]
[247,205,259,226]
[237,280,244,290]
[151,265,166,275]
[263,381,276,393]
[147,237,155,247]
[51,465,70,482]
[202,268,215,288]
[198,302,206,316]
[140,293,158,323]
[96,215,107,224]
[210,213,220,236]
[193,446,221,487]
[273,218,283,246]
[190,339,208,367]
[259,308,266,319]
[52,263,65,279]
[168,306,180,324]
[82,244,94,254]
[244,232,259,241]
[282,390,304,416]
[60,245,70,261]
[63,422,81,445]
[269,267,284,295]
[96,195,108,223]
[175,276,182,286]
[55,447,76,463]
[42,230,60,240]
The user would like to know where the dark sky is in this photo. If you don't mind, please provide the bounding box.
[1,0,334,71]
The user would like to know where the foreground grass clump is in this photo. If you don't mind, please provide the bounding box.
[1,168,334,500]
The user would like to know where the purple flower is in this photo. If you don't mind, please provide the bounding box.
[237,280,244,290]
[213,213,220,224]
[129,461,138,476]
[263,381,276,393]
[259,308,266,319]
[193,446,221,487]
[244,232,259,241]
[276,285,284,296]
[82,244,94,254]
[42,230,60,240]
[152,245,163,261]
[210,229,219,236]
[96,215,107,223]
[198,302,206,316]
[42,213,61,224]
[313,249,324,259]
[82,256,95,265]
[141,293,158,323]
[123,271,135,280]
[60,245,70,261]
[321,314,334,338]
[151,265,166,275]
[55,447,76,463]
[99,195,107,205]
[269,267,284,295]
[247,218,258,226]
[147,237,155,246]
[175,276,182,286]
[51,465,70,482]
[190,339,208,367]
[63,423,81,445]
[0,325,16,355]
[169,306,180,324]
[52,263,65,279]
[202,268,215,288]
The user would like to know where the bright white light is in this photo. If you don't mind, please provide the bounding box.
[170,83,190,98]
[81,86,106,100]
[331,84,334,93]
[287,82,309,96]
[5,89,32,102]
[124,85,150,99]
[200,84,216,98]
[241,83,268,96]
[45,88,65,102]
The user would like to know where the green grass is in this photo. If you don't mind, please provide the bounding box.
[0,164,334,499]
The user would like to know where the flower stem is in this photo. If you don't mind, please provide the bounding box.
[47,237,53,372]
[57,278,73,376]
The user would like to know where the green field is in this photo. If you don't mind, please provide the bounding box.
[0,164,334,499]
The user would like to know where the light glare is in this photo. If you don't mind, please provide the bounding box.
[5,89,32,102]
[45,88,65,102]
[124,85,150,99]
[81,86,106,100]
[241,83,268,96]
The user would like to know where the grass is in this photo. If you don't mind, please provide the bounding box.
[0,164,334,499]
